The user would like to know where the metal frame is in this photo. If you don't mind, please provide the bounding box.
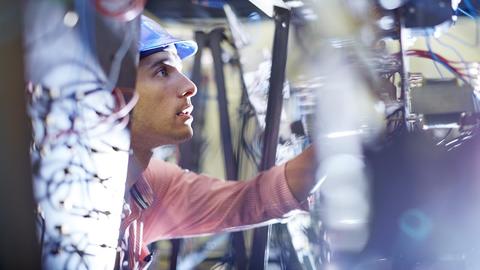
[175,6,292,269]
[209,27,247,270]
[175,27,247,270]
[249,5,291,270]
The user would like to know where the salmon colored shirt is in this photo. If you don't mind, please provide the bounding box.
[120,159,307,269]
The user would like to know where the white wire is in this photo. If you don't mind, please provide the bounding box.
[434,37,472,84]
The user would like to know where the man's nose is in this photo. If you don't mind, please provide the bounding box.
[178,74,197,98]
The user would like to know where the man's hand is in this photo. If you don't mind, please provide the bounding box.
[285,145,318,203]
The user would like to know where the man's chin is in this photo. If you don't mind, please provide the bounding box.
[174,128,193,143]
[154,125,194,146]
[177,134,193,144]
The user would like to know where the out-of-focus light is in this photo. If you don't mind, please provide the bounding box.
[469,67,479,76]
[422,122,460,130]
[452,0,461,10]
[324,198,370,229]
[325,129,364,139]
[302,8,318,20]
[378,15,395,30]
[445,137,460,147]
[433,30,442,38]
[379,0,407,10]
[469,62,479,69]
[325,263,340,270]
[399,209,433,240]
[323,154,365,172]
[247,12,261,21]
[374,101,386,114]
[285,0,304,8]
[338,219,366,225]
[63,11,79,28]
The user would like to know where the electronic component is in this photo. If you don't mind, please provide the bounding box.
[409,79,479,129]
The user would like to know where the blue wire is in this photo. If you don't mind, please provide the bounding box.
[463,0,480,46]
[424,35,470,85]
[458,7,475,19]
[434,37,471,83]
[444,32,477,47]
[464,0,479,16]
[425,36,445,78]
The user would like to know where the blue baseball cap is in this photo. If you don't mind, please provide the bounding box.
[139,15,198,60]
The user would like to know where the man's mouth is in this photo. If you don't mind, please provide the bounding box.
[176,106,193,117]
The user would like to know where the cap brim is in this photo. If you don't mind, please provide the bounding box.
[174,40,198,60]
[139,15,198,60]
[140,39,197,60]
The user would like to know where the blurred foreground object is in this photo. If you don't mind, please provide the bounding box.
[0,1,40,269]
[24,0,140,268]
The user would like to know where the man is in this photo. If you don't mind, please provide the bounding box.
[121,15,317,269]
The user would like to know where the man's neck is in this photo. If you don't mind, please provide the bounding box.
[126,146,153,189]
[130,130,156,169]
[132,146,153,169]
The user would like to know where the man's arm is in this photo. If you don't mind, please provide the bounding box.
[285,145,318,203]
[140,159,306,242]
[138,147,318,242]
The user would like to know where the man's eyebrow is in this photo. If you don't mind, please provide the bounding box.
[145,55,182,70]
[146,57,170,69]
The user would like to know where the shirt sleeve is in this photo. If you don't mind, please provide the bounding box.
[140,159,308,244]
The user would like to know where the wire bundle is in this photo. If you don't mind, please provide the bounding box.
[405,49,478,85]
[25,1,142,268]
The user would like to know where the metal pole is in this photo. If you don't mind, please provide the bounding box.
[169,239,181,270]
[398,13,412,132]
[209,27,247,270]
[249,6,291,270]
[209,27,238,181]
[0,1,41,269]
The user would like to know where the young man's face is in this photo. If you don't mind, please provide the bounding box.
[132,45,197,148]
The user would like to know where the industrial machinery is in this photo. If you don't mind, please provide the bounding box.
[2,0,480,269]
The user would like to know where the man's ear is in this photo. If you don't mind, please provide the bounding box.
[116,87,136,104]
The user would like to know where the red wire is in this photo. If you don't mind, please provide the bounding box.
[43,88,139,144]
[405,50,474,79]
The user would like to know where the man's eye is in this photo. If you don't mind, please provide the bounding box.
[155,67,168,77]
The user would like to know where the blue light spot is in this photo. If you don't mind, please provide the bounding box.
[399,209,433,241]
